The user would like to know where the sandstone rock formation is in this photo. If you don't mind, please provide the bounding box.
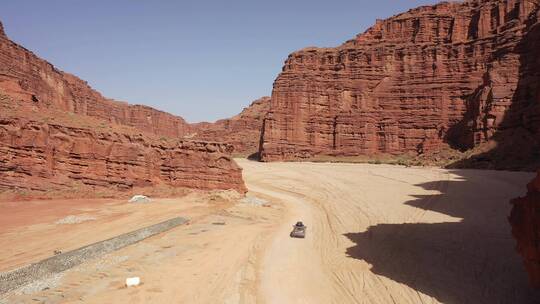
[260,0,540,163]
[0,21,246,196]
[450,0,540,171]
[0,114,245,194]
[191,97,270,156]
[510,171,540,287]
[0,22,192,138]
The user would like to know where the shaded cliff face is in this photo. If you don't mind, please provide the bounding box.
[191,97,270,156]
[510,172,540,287]
[260,0,540,162]
[0,22,246,197]
[0,22,192,138]
[0,104,246,195]
[450,2,540,171]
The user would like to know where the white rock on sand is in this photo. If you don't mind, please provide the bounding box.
[125,277,141,287]
[128,195,151,203]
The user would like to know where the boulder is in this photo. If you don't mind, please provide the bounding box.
[128,195,151,204]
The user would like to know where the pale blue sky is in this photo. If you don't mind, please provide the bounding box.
[1,0,438,122]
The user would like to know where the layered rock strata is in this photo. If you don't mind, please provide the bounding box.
[260,0,540,162]
[0,21,191,138]
[191,97,270,155]
[0,106,246,194]
[0,21,246,195]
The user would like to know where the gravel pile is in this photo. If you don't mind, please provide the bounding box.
[15,273,64,295]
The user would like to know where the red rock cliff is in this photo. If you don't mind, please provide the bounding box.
[191,97,270,156]
[510,172,540,287]
[0,21,246,196]
[260,0,540,162]
[0,112,246,194]
[0,22,192,138]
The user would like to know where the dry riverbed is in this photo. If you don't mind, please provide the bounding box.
[1,160,540,303]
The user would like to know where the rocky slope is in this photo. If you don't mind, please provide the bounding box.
[260,0,540,164]
[0,108,245,195]
[0,22,246,197]
[510,171,540,287]
[0,21,192,138]
[191,97,270,156]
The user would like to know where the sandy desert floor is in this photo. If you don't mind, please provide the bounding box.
[2,160,540,303]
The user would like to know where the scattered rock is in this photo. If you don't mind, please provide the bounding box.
[240,196,269,207]
[128,195,151,204]
[208,190,243,202]
[125,277,140,287]
[55,215,96,225]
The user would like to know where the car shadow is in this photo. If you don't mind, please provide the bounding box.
[344,169,540,303]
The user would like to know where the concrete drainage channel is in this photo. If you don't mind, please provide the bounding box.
[0,216,188,295]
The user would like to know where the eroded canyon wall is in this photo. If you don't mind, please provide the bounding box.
[0,114,246,194]
[0,22,192,138]
[191,97,270,156]
[0,21,246,196]
[260,0,540,162]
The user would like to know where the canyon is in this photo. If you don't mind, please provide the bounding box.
[0,21,192,139]
[0,20,246,197]
[259,0,540,168]
[191,96,270,156]
[255,0,540,286]
[1,0,540,298]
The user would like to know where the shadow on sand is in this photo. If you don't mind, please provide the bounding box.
[247,152,261,161]
[345,10,540,302]
[344,170,540,303]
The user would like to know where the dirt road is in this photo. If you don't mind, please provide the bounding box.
[238,160,540,304]
[2,160,540,303]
